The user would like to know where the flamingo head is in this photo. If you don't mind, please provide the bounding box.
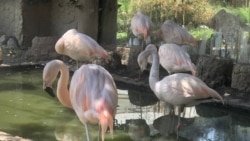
[55,38,65,55]
[44,86,55,98]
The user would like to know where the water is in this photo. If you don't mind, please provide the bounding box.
[1,65,250,141]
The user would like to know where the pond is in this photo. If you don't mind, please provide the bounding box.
[1,65,250,141]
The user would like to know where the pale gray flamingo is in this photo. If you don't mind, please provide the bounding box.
[131,11,153,50]
[138,44,224,137]
[137,43,196,114]
[55,29,109,67]
[137,43,196,79]
[43,59,118,141]
[157,20,198,48]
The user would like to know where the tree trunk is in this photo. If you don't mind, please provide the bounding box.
[98,0,117,50]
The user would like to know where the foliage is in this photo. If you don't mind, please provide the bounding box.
[117,0,250,44]
[129,0,215,27]
[189,27,215,40]
[226,7,250,23]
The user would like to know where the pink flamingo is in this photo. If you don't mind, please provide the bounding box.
[131,11,153,50]
[43,59,118,141]
[137,44,196,79]
[138,44,224,137]
[157,20,198,48]
[158,43,196,75]
[55,29,110,67]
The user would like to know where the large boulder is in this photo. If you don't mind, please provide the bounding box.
[196,55,233,88]
[208,9,250,47]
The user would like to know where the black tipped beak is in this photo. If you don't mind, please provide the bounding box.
[44,87,55,98]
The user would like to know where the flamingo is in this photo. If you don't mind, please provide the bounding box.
[137,44,196,115]
[130,11,153,50]
[157,20,198,48]
[137,44,196,79]
[138,44,224,137]
[55,29,110,67]
[43,59,118,141]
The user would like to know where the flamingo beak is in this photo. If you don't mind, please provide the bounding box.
[44,87,55,98]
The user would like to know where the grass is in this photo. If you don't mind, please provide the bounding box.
[117,32,128,45]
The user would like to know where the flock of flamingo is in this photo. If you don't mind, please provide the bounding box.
[42,11,224,141]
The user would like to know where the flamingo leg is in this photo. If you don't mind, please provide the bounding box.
[176,106,185,140]
[98,125,101,141]
[84,123,91,141]
[136,70,142,80]
[76,60,79,69]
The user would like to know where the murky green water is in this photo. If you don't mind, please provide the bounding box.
[1,65,250,141]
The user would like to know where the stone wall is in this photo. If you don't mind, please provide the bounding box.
[0,0,117,49]
[50,0,77,36]
[231,64,250,92]
[0,0,22,45]
[22,1,52,47]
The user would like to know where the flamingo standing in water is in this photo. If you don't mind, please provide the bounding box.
[43,59,118,141]
[55,29,110,67]
[137,44,196,114]
[157,20,198,48]
[131,11,153,50]
[138,44,224,137]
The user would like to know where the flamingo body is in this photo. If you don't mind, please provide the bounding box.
[158,43,196,75]
[55,29,109,62]
[43,60,118,141]
[138,44,224,107]
[137,44,196,76]
[154,73,224,106]
[131,12,153,47]
[70,64,118,141]
[157,20,198,48]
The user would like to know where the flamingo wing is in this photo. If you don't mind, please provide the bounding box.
[155,73,223,105]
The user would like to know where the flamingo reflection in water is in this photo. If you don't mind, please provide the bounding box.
[138,44,224,138]
[55,29,110,67]
[43,59,118,141]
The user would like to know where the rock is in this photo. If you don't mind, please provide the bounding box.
[196,55,233,88]
[25,36,59,62]
[0,35,8,45]
[94,51,123,71]
[208,9,250,46]
[231,64,250,92]
[0,131,32,141]
[127,46,141,73]
[127,119,150,141]
[7,37,19,48]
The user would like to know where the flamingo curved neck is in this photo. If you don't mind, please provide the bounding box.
[148,50,160,93]
[57,65,72,108]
